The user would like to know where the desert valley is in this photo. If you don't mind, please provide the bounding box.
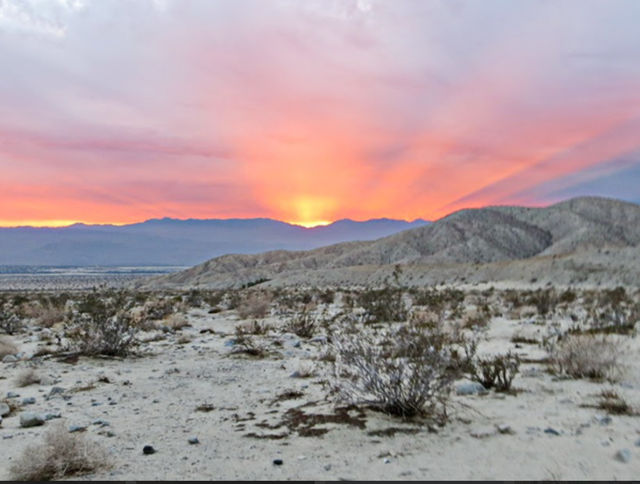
[1,197,640,480]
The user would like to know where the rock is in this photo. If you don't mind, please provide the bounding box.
[69,424,87,433]
[595,414,612,426]
[20,412,45,428]
[289,371,303,378]
[92,419,110,427]
[22,397,36,405]
[383,458,391,464]
[455,382,488,396]
[224,339,236,347]
[188,437,199,445]
[0,402,10,417]
[615,449,631,463]
[44,412,62,421]
[635,438,640,447]
[143,445,156,455]
[47,386,65,399]
[544,427,560,436]
[497,424,515,435]
[6,392,19,398]
[324,464,332,471]
[470,426,496,439]
[273,459,283,466]
[2,355,18,363]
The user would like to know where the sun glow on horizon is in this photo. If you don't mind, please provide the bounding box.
[289,220,333,228]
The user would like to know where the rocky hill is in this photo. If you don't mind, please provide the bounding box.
[143,197,640,289]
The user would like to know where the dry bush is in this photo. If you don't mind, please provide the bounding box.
[15,368,42,387]
[236,320,271,335]
[285,311,316,338]
[357,287,407,324]
[33,305,65,328]
[237,293,270,319]
[0,335,18,358]
[162,312,190,331]
[65,292,138,357]
[467,351,520,392]
[290,359,316,378]
[229,327,266,357]
[0,310,22,335]
[330,322,466,419]
[596,389,637,416]
[548,334,624,382]
[9,423,110,481]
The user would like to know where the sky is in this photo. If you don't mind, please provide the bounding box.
[1,0,639,228]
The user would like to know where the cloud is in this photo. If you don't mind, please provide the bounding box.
[1,0,639,225]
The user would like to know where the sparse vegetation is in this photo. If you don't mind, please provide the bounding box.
[331,321,466,419]
[64,291,138,357]
[467,351,520,392]
[15,368,42,387]
[547,334,623,382]
[0,335,18,358]
[9,423,110,481]
[237,293,270,320]
[285,311,317,338]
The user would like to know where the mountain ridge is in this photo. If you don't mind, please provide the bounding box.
[144,196,640,289]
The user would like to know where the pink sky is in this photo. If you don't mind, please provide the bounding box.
[1,0,639,227]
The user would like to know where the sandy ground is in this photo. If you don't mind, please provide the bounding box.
[1,306,639,480]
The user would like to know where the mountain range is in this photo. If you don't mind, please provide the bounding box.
[145,196,640,289]
[0,217,429,266]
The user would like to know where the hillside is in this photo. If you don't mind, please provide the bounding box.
[144,196,640,288]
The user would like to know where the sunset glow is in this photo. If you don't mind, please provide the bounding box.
[1,0,639,227]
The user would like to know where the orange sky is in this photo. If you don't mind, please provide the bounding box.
[1,0,639,228]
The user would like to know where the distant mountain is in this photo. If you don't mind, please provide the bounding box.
[145,196,640,289]
[0,217,429,266]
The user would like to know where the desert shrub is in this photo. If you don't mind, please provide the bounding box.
[411,288,465,320]
[15,368,42,387]
[162,312,190,331]
[236,320,271,335]
[330,322,466,419]
[595,389,636,416]
[237,293,270,319]
[548,334,623,382]
[318,289,335,305]
[9,423,109,481]
[285,311,316,339]
[357,287,407,324]
[467,352,520,392]
[0,309,22,335]
[229,328,266,357]
[0,335,18,358]
[65,291,138,357]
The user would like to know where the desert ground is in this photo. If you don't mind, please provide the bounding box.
[1,285,639,480]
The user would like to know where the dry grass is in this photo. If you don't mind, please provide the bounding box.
[0,335,18,358]
[237,294,270,320]
[9,423,110,481]
[35,306,66,328]
[163,312,190,331]
[548,334,624,382]
[15,368,42,387]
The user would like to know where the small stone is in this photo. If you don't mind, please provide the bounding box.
[143,445,156,455]
[47,386,65,399]
[497,424,515,435]
[69,424,87,433]
[20,412,45,428]
[470,426,496,439]
[455,382,488,396]
[384,458,391,464]
[188,437,199,445]
[324,464,332,471]
[0,402,10,417]
[6,392,19,398]
[44,412,62,421]
[22,397,36,405]
[289,371,303,378]
[224,339,236,347]
[2,355,18,363]
[595,414,612,426]
[615,449,631,463]
[92,419,110,427]
[273,459,283,466]
[635,438,640,447]
[544,427,560,436]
